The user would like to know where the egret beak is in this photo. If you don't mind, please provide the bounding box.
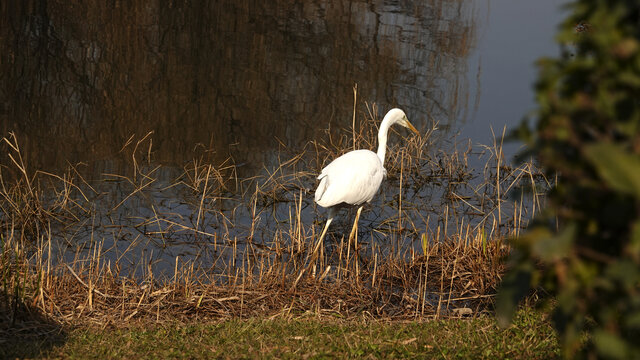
[406,120,419,135]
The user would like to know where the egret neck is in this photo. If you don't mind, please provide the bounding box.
[376,112,394,164]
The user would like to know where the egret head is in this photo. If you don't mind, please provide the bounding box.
[386,108,419,135]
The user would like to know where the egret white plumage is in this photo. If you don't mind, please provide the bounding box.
[314,108,419,243]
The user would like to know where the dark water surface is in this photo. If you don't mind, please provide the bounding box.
[1,0,565,174]
[1,0,565,275]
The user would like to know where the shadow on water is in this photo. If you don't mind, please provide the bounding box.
[1,0,477,177]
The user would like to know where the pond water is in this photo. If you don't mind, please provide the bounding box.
[0,0,566,277]
[1,0,566,175]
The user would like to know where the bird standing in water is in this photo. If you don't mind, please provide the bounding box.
[314,108,419,243]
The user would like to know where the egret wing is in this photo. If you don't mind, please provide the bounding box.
[314,150,385,208]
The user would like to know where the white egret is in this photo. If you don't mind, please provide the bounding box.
[314,108,419,243]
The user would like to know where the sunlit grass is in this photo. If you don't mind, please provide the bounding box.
[3,308,558,359]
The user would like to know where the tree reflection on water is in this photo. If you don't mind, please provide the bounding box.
[0,0,476,177]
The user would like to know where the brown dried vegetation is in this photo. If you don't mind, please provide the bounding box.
[0,108,547,337]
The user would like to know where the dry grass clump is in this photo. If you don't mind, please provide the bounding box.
[0,133,91,244]
[0,108,548,333]
[1,226,506,330]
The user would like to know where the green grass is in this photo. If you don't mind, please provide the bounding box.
[3,309,558,359]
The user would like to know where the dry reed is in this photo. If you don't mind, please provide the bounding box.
[0,109,548,334]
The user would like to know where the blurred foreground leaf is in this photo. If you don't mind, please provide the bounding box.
[496,259,534,328]
[499,0,640,357]
[593,330,630,360]
[585,143,640,197]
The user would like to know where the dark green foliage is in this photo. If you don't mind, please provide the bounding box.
[498,0,640,358]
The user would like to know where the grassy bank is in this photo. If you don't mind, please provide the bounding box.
[3,308,558,359]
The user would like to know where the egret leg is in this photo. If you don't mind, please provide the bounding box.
[314,208,335,254]
[348,206,364,244]
[347,206,364,279]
